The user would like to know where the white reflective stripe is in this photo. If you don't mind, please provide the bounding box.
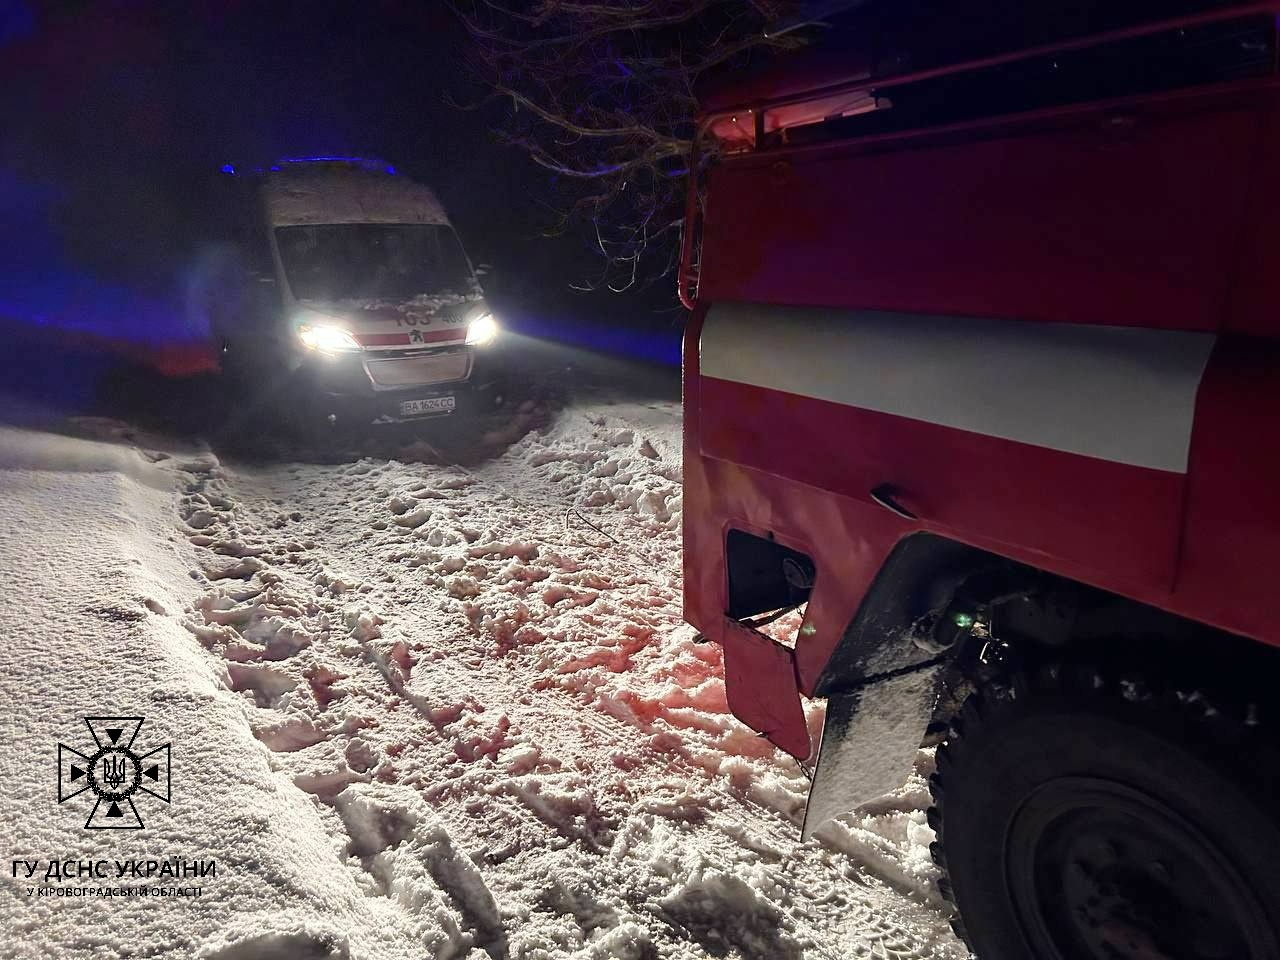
[701,303,1216,473]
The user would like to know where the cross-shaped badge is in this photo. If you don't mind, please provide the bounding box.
[57,717,170,830]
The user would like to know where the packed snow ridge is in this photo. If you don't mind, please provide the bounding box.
[0,404,966,959]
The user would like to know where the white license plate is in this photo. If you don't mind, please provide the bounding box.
[399,395,456,417]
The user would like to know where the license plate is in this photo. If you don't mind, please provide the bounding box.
[399,395,456,417]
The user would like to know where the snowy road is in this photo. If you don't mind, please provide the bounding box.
[0,382,967,959]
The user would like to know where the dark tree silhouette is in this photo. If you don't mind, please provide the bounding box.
[452,1,814,293]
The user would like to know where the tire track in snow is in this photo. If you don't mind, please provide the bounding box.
[175,402,968,959]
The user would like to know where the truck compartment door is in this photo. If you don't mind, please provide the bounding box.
[699,303,1216,593]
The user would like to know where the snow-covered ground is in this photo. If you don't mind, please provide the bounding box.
[0,390,967,959]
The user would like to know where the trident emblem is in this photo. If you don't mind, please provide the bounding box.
[101,754,128,789]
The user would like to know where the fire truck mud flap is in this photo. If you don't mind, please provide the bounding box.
[720,619,811,760]
[801,662,943,840]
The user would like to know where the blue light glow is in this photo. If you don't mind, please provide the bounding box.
[0,168,214,355]
[0,1,35,48]
[221,157,398,177]
[510,312,680,367]
[275,156,397,175]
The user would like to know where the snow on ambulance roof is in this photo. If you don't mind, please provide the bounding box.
[264,162,450,227]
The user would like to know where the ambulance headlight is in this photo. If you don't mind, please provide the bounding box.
[297,320,362,354]
[466,313,499,347]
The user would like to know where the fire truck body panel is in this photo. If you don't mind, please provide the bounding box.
[682,8,1280,775]
[697,95,1264,333]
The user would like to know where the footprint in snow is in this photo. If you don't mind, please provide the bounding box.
[203,931,349,960]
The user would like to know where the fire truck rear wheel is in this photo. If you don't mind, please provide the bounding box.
[928,662,1280,960]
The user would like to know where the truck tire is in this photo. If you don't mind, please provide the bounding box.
[928,662,1280,960]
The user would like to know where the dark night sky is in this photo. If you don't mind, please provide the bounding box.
[0,0,663,354]
[0,0,1245,360]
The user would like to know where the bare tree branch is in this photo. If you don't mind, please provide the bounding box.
[453,1,812,293]
[492,84,687,145]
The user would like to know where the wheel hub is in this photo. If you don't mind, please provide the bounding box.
[1006,777,1276,960]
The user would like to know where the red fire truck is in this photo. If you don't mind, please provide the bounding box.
[680,4,1280,956]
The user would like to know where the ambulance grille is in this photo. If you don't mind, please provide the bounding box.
[365,349,471,387]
